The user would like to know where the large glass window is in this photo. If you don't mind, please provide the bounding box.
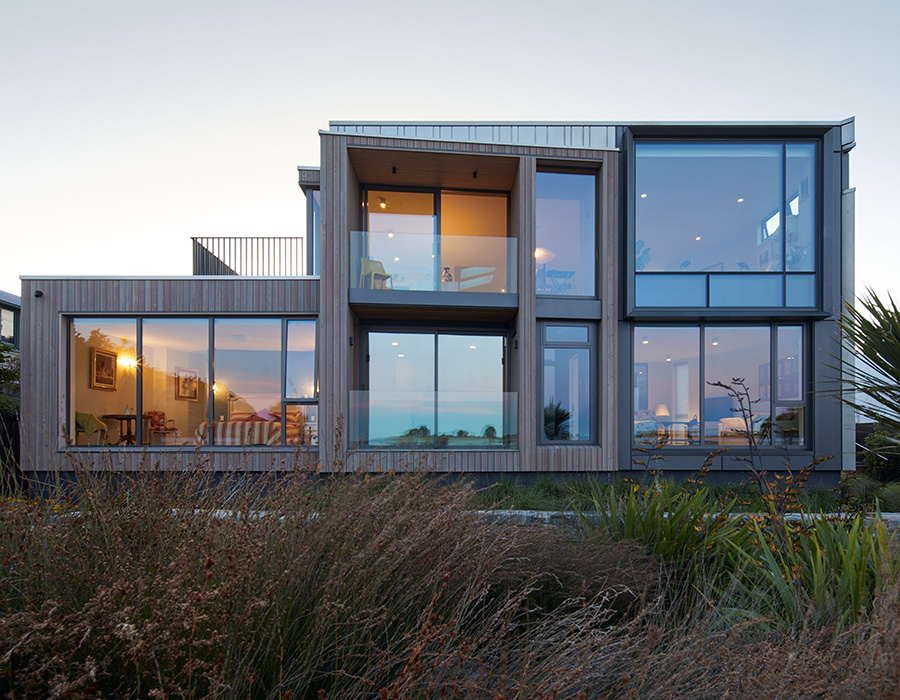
[68,317,318,448]
[541,323,595,443]
[69,319,138,446]
[358,330,514,449]
[142,319,209,446]
[536,172,596,297]
[358,189,512,294]
[634,142,817,309]
[633,325,806,448]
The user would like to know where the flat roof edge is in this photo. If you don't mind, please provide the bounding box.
[20,276,321,281]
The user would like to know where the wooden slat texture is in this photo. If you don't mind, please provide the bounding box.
[19,277,318,473]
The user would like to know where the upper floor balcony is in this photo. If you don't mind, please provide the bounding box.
[192,237,306,277]
[350,230,516,294]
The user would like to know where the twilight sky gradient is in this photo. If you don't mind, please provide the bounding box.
[2,0,897,300]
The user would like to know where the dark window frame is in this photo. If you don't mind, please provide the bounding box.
[65,314,318,449]
[538,320,598,445]
[630,322,809,450]
[535,167,601,301]
[627,137,824,317]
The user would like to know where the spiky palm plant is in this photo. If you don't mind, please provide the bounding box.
[833,290,900,437]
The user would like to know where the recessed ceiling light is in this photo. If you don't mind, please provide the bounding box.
[642,337,649,345]
[640,193,648,199]
[397,354,404,358]
[387,232,394,238]
[712,338,719,346]
[737,198,744,203]
[394,257,400,262]
[469,345,477,349]
[665,356,671,362]
[379,197,387,209]
[695,236,702,241]
[391,342,398,346]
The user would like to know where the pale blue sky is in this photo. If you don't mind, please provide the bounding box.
[2,0,896,300]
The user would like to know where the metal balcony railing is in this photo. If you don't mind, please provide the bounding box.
[192,237,305,276]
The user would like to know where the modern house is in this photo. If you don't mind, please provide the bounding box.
[19,119,857,482]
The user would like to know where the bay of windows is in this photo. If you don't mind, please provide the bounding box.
[68,317,317,447]
[633,325,806,448]
[634,142,817,308]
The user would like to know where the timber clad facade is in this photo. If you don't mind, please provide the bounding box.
[20,120,857,480]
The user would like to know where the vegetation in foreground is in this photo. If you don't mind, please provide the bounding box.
[2,464,900,699]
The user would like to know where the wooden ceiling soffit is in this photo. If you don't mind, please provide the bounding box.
[347,147,518,191]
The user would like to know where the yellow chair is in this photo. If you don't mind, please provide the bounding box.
[359,258,393,290]
[74,411,108,445]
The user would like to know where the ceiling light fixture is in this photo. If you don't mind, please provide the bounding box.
[640,193,647,198]
[642,336,649,345]
[737,198,744,203]
[379,197,387,209]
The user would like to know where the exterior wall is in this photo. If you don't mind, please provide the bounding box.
[19,119,854,479]
[319,131,620,474]
[615,123,851,476]
[19,277,319,473]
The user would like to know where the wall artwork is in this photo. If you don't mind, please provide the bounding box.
[90,348,117,391]
[175,367,199,401]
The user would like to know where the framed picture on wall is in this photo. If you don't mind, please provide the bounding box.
[90,348,117,391]
[175,367,199,401]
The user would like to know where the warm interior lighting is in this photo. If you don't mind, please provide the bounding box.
[654,403,671,418]
[118,356,138,370]
[212,383,220,394]
[695,236,702,241]
[665,355,672,362]
[387,232,394,238]
[642,336,649,345]
[379,197,386,209]
[640,193,647,198]
[534,247,556,263]
[393,257,400,262]
[712,338,719,346]
[737,198,744,203]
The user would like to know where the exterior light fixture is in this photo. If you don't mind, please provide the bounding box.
[379,197,387,209]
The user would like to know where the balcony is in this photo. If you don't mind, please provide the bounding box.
[350,231,516,294]
[192,237,306,276]
[349,390,518,449]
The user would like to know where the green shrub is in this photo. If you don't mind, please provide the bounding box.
[863,424,900,482]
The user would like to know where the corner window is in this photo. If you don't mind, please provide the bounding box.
[633,325,806,448]
[634,142,816,309]
[540,323,595,443]
[536,172,596,297]
[68,317,318,448]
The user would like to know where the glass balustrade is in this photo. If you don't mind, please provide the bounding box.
[350,231,517,294]
[348,390,518,449]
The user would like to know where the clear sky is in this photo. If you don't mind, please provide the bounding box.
[2,0,896,300]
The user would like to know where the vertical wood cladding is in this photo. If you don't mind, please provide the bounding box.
[19,277,318,473]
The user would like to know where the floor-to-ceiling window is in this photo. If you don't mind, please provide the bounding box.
[68,316,317,447]
[633,324,806,448]
[356,330,514,449]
